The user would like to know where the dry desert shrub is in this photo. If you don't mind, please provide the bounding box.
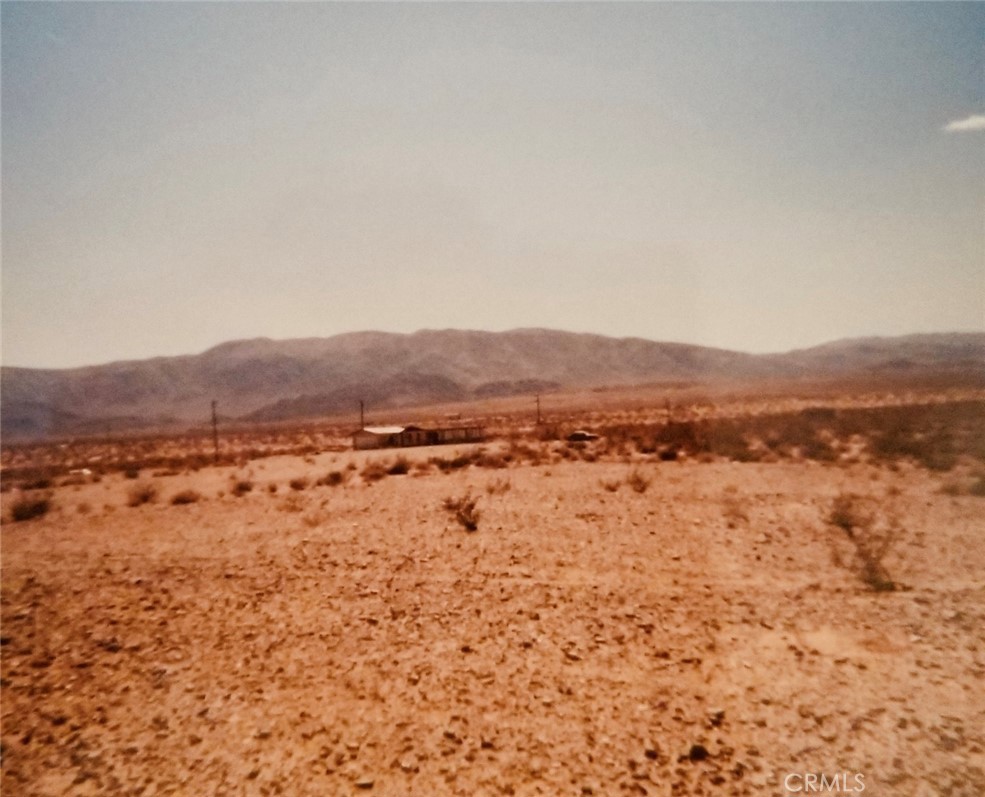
[21,475,54,491]
[289,476,310,491]
[475,450,509,469]
[59,473,90,487]
[506,441,545,467]
[387,456,411,475]
[722,494,749,528]
[430,451,477,473]
[301,509,327,528]
[828,492,871,534]
[826,492,898,592]
[626,468,651,494]
[599,477,622,493]
[485,476,512,495]
[170,489,201,505]
[231,479,253,497]
[316,470,349,487]
[443,491,481,531]
[361,460,389,482]
[278,494,305,513]
[126,482,158,507]
[591,400,985,470]
[10,494,52,522]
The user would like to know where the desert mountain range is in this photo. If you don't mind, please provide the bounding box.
[3,329,984,440]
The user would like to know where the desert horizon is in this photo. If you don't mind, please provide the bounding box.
[4,327,984,443]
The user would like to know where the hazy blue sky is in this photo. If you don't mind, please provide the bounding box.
[3,2,983,368]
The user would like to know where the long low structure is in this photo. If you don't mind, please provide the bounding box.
[352,425,485,451]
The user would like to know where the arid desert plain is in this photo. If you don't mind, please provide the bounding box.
[3,387,984,797]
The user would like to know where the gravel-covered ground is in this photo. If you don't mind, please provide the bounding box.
[3,453,984,796]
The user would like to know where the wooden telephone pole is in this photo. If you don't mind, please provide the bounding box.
[359,400,365,430]
[536,394,542,425]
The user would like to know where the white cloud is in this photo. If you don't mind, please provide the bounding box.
[943,114,985,133]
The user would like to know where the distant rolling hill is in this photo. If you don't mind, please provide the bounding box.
[2,329,984,440]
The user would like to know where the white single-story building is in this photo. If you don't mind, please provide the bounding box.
[352,424,485,450]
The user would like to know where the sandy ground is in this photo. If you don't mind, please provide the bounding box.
[2,451,984,796]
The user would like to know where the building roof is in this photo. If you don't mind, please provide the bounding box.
[357,426,406,435]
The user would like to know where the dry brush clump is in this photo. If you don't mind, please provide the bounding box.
[231,478,253,497]
[721,493,749,529]
[826,492,899,592]
[485,476,512,495]
[361,460,389,482]
[170,489,202,505]
[316,470,350,487]
[289,476,310,491]
[626,468,651,494]
[505,440,547,467]
[429,450,480,473]
[387,456,411,475]
[443,491,481,531]
[475,450,509,469]
[591,400,985,469]
[278,493,306,513]
[21,476,54,490]
[10,493,52,522]
[126,482,158,507]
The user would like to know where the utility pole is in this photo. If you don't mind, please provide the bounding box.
[211,399,219,464]
[536,394,542,425]
[359,399,365,430]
